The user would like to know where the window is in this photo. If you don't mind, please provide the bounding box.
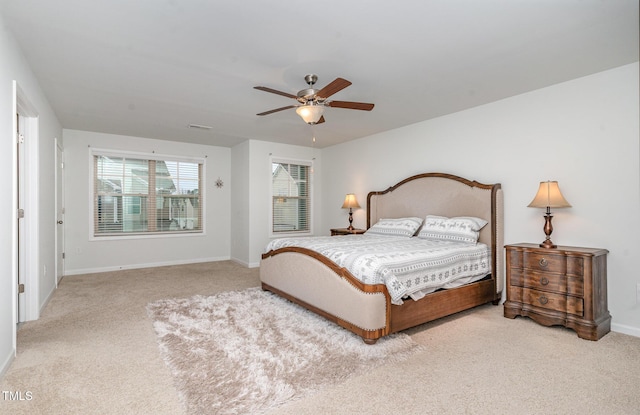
[93,150,203,237]
[271,159,312,235]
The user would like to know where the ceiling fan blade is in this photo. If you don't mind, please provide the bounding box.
[256,105,296,116]
[327,101,375,111]
[316,115,325,124]
[315,78,352,100]
[254,86,297,99]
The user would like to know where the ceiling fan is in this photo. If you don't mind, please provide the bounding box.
[254,74,375,125]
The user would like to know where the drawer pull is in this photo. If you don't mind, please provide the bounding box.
[540,277,549,286]
[539,295,549,305]
[539,258,548,268]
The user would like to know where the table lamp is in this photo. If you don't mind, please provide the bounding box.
[341,194,360,230]
[527,181,571,248]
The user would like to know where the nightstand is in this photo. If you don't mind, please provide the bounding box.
[503,243,610,341]
[330,228,366,236]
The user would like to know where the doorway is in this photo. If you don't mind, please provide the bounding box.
[55,139,65,285]
[14,81,40,327]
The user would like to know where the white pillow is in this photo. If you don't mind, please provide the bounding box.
[417,215,488,244]
[365,217,424,238]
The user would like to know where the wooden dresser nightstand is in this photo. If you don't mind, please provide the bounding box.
[504,243,610,341]
[330,228,366,236]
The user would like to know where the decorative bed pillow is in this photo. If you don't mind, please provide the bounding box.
[365,217,424,237]
[417,215,488,244]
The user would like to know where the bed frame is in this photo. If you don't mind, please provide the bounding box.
[260,172,504,344]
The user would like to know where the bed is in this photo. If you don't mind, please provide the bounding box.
[260,172,504,344]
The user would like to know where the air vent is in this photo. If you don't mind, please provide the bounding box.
[188,124,212,130]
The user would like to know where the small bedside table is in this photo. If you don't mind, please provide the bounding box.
[503,243,611,341]
[330,228,366,236]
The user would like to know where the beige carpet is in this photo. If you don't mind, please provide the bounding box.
[1,260,639,415]
[147,288,422,415]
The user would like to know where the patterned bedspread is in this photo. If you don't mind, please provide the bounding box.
[264,235,491,305]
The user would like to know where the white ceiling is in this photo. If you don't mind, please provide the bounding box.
[1,0,638,148]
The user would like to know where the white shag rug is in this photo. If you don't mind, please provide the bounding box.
[147,287,423,415]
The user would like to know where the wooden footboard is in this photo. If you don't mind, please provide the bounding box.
[260,247,390,344]
[261,247,500,344]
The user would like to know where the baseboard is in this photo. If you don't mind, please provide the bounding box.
[611,322,640,338]
[0,350,15,380]
[38,283,56,319]
[230,257,249,268]
[230,257,260,268]
[63,256,231,276]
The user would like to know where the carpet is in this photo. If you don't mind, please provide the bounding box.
[147,287,423,415]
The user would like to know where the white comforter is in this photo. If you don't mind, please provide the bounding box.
[264,235,491,305]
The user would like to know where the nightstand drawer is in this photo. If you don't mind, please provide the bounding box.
[511,286,584,317]
[509,268,584,296]
[523,251,565,273]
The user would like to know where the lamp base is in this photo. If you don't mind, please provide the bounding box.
[539,213,557,249]
[347,210,354,230]
[539,239,557,249]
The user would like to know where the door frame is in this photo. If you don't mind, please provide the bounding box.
[14,81,40,326]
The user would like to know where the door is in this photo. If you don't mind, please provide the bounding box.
[55,140,65,284]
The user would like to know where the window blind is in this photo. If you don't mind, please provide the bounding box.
[271,160,311,234]
[93,152,203,236]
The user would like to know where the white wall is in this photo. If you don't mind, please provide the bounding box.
[63,130,231,274]
[233,139,322,267]
[0,15,62,376]
[321,63,640,336]
[230,140,251,266]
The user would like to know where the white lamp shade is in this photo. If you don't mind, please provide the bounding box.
[341,193,361,209]
[528,181,572,208]
[296,105,324,124]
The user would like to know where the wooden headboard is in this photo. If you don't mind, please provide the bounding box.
[366,172,504,293]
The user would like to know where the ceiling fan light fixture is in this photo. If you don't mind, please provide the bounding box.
[255,75,373,125]
[296,104,324,124]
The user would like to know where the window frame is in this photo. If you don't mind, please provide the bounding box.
[89,148,206,240]
[269,156,313,237]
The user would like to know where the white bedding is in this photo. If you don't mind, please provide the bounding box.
[264,235,491,305]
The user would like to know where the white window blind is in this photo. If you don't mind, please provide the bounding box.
[93,152,203,236]
[271,160,311,234]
